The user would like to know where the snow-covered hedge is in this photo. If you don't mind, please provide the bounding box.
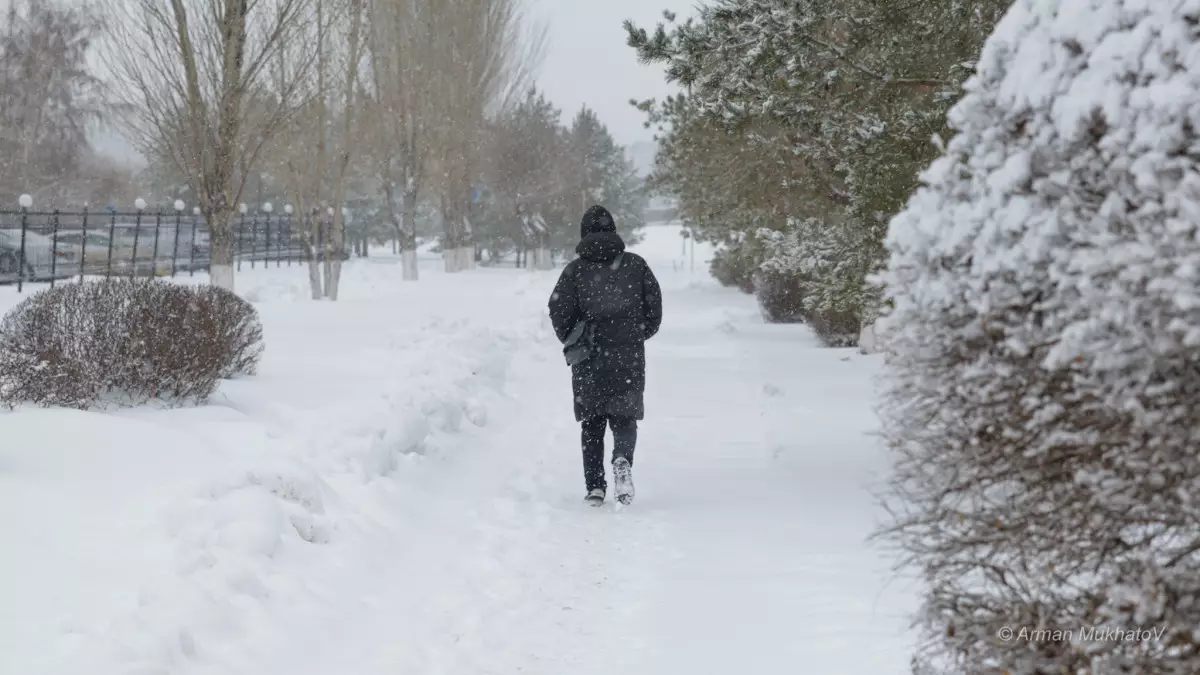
[752,269,806,324]
[709,242,758,293]
[756,221,880,347]
[0,279,264,408]
[877,1,1200,673]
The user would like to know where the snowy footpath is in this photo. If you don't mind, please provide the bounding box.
[0,225,916,675]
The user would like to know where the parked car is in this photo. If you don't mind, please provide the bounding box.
[107,223,197,276]
[51,231,127,273]
[0,228,75,280]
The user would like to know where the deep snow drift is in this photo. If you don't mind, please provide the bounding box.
[0,224,915,674]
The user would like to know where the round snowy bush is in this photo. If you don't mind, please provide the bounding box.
[0,279,265,409]
[752,269,807,324]
[191,285,264,378]
[877,1,1200,673]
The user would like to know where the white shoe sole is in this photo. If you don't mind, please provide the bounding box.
[613,458,634,505]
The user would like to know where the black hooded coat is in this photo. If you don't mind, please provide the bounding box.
[548,206,663,422]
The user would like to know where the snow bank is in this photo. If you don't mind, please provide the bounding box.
[0,259,546,675]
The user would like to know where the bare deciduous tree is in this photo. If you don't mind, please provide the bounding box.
[0,0,105,205]
[364,0,442,281]
[321,0,366,300]
[266,0,369,300]
[103,0,315,291]
[427,0,544,273]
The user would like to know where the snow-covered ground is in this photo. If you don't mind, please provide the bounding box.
[0,223,916,674]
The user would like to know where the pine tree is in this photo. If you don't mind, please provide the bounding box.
[564,107,645,251]
[627,0,1008,343]
[477,87,571,259]
[878,1,1200,672]
[0,0,104,204]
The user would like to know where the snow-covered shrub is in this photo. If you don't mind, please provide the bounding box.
[192,285,264,378]
[0,279,264,408]
[758,219,883,321]
[803,308,860,348]
[758,220,879,347]
[877,1,1200,673]
[709,243,757,294]
[752,269,806,323]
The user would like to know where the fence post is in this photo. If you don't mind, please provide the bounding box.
[318,211,325,263]
[80,205,89,282]
[17,194,31,293]
[171,200,185,277]
[284,205,293,266]
[50,209,61,287]
[250,206,259,269]
[190,207,200,276]
[151,208,163,277]
[237,203,247,271]
[105,208,116,279]
[131,198,146,279]
[263,203,275,269]
[280,205,289,266]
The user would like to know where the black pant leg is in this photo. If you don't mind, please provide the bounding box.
[609,416,637,466]
[581,416,608,492]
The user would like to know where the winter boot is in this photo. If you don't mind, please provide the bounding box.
[613,457,634,505]
[585,488,605,506]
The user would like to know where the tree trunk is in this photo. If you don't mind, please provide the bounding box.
[307,211,323,299]
[442,210,474,273]
[324,0,365,302]
[206,205,236,290]
[323,242,336,298]
[400,189,418,280]
[308,0,327,301]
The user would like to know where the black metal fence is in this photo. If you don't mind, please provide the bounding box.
[0,205,347,292]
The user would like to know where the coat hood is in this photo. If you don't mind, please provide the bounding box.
[575,230,626,263]
[580,204,617,239]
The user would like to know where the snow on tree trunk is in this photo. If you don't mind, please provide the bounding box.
[209,264,234,291]
[400,191,419,281]
[205,206,236,291]
[444,246,472,273]
[306,212,323,300]
[876,1,1200,673]
[856,320,876,355]
[402,249,418,280]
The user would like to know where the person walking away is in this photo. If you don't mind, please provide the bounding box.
[548,205,663,505]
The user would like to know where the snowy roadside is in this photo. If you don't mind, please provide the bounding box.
[0,257,551,675]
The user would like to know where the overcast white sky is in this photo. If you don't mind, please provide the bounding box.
[530,0,699,147]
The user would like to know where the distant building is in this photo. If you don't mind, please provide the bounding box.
[644,195,679,224]
[626,141,658,178]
